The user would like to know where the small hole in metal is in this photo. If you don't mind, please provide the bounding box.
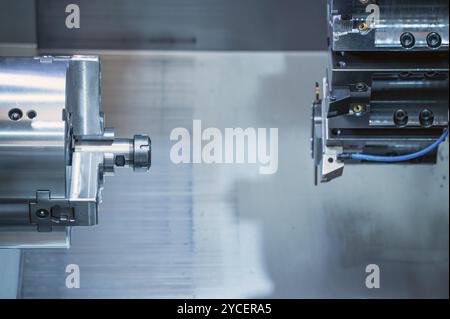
[27,110,37,119]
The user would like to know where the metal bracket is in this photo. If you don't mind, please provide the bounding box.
[29,191,74,232]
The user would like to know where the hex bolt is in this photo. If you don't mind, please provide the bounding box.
[393,109,409,127]
[35,209,49,219]
[419,109,434,127]
[400,32,415,49]
[426,32,442,49]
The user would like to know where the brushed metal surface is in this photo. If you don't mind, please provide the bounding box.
[21,52,449,298]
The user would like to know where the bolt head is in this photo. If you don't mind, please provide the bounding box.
[36,209,49,219]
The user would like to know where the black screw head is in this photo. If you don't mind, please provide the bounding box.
[400,32,415,49]
[355,82,368,92]
[35,209,49,219]
[426,32,442,49]
[8,108,23,121]
[419,109,434,127]
[393,109,409,127]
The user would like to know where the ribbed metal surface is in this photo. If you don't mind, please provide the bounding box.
[21,52,449,298]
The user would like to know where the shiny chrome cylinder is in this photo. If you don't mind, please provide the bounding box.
[74,135,151,172]
[0,57,68,201]
[75,138,133,171]
[67,56,103,136]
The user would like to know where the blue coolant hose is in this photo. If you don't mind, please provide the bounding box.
[340,128,449,163]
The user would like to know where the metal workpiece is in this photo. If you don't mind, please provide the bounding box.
[311,0,449,183]
[73,134,151,177]
[0,56,152,247]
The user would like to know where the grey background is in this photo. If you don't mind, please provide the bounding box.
[36,0,327,51]
[1,0,327,51]
[20,52,449,298]
[0,0,36,44]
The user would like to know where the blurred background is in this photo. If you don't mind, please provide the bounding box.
[0,0,448,298]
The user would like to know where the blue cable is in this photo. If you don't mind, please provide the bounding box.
[344,128,449,163]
